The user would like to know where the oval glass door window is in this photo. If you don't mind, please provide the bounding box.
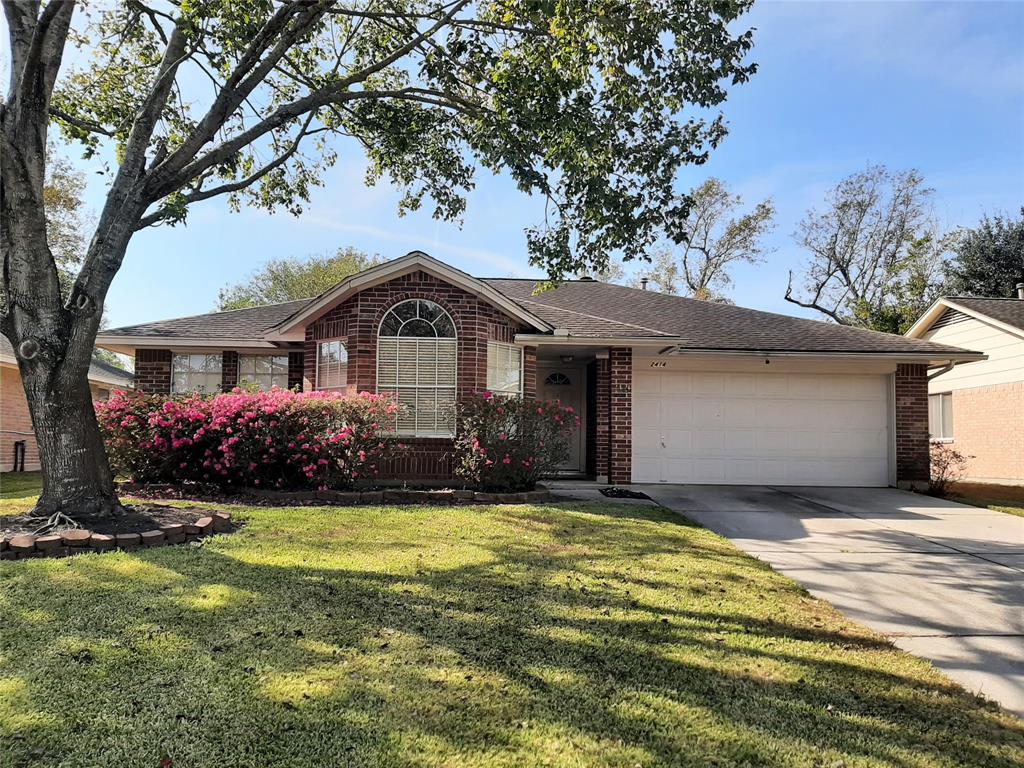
[544,372,572,386]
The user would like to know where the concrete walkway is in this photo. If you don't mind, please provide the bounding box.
[550,482,1024,717]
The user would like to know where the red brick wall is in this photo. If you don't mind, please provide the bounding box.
[895,363,929,485]
[303,270,531,480]
[594,356,611,481]
[135,349,172,394]
[609,348,633,484]
[221,350,238,392]
[948,382,1024,484]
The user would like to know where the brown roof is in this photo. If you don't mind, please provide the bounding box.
[99,299,309,339]
[946,297,1024,332]
[98,269,981,358]
[0,337,133,385]
[483,278,978,356]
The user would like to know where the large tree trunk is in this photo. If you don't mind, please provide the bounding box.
[21,353,121,519]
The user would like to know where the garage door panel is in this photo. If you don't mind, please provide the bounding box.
[633,395,663,429]
[693,400,724,427]
[633,427,663,457]
[634,372,663,395]
[662,399,694,427]
[693,372,726,394]
[632,369,890,487]
[755,374,788,396]
[662,373,693,395]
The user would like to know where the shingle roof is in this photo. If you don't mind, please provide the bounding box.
[99,299,309,339]
[0,337,133,386]
[945,297,1024,332]
[98,269,981,358]
[483,278,978,356]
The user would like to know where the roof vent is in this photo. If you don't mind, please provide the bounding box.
[578,275,595,282]
[1017,282,1023,300]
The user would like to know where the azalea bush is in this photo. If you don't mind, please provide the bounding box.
[96,389,399,490]
[455,393,580,492]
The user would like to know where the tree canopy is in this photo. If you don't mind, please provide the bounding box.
[643,178,774,301]
[1,0,757,520]
[218,247,382,309]
[943,209,1024,298]
[785,165,947,331]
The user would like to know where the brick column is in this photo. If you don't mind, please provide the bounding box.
[134,349,172,394]
[288,351,305,391]
[609,347,632,485]
[221,351,238,392]
[594,355,611,483]
[895,363,929,487]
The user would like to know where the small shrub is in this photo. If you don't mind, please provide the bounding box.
[96,388,400,490]
[454,393,580,492]
[929,442,972,497]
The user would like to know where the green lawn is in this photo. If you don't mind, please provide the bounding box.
[1,482,1022,767]
[0,471,43,504]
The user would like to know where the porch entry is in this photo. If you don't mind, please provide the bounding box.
[537,364,586,474]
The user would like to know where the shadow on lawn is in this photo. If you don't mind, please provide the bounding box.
[3,501,1023,768]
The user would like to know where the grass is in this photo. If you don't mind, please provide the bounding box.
[1,480,1022,767]
[956,498,1024,519]
[0,471,43,506]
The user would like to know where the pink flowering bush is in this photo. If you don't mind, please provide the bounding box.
[454,393,580,492]
[96,388,400,490]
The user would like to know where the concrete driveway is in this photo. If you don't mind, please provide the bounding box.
[630,485,1024,717]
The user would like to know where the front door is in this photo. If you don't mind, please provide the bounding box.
[538,366,585,473]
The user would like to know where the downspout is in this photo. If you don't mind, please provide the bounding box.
[927,360,957,380]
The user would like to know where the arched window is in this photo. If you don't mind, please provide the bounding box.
[377,299,457,436]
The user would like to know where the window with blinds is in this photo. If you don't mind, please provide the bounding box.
[316,340,348,391]
[239,355,289,391]
[172,354,223,394]
[487,342,523,396]
[376,299,457,437]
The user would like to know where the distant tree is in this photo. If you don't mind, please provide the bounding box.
[41,144,88,298]
[218,248,382,310]
[785,165,946,330]
[943,209,1024,297]
[645,178,775,302]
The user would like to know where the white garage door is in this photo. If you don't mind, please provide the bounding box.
[633,369,891,486]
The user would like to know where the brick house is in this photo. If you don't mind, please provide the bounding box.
[1,338,133,473]
[96,251,982,487]
[906,294,1024,486]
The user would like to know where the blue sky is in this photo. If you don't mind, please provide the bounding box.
[56,1,1024,329]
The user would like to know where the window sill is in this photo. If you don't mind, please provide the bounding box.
[930,438,955,444]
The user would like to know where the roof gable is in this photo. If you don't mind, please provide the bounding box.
[906,297,1024,340]
[268,252,552,339]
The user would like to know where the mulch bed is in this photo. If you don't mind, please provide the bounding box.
[599,487,652,500]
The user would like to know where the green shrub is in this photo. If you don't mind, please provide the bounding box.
[454,393,580,492]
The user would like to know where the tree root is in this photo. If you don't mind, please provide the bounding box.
[29,511,83,536]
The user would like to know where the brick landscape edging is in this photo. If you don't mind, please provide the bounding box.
[118,482,552,506]
[0,512,233,561]
[246,487,552,505]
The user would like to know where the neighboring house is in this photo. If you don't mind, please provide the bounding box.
[1,338,134,473]
[906,295,1024,486]
[95,251,982,488]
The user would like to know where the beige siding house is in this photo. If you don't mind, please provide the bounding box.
[906,296,1024,485]
[1,338,133,473]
